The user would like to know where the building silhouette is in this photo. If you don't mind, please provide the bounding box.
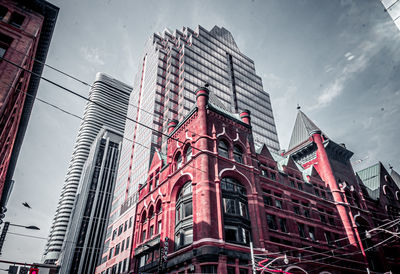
[0,0,58,217]
[95,25,281,274]
[128,86,399,273]
[43,73,131,264]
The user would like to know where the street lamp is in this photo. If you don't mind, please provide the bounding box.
[0,221,40,254]
[8,223,40,230]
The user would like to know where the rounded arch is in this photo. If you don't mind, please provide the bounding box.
[354,215,371,228]
[219,166,254,194]
[155,198,162,213]
[284,266,308,274]
[169,174,193,204]
[184,143,193,162]
[383,184,388,195]
[148,205,154,219]
[140,210,147,223]
[174,151,183,170]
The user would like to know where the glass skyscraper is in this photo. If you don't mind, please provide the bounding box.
[95,25,280,274]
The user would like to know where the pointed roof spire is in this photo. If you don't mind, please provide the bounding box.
[288,109,327,151]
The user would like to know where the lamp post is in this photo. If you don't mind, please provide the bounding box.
[0,222,40,255]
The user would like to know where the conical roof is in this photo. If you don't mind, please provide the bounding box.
[288,110,326,151]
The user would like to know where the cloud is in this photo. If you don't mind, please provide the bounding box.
[80,46,105,65]
[345,52,354,60]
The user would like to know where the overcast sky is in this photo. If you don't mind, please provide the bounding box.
[2,0,400,267]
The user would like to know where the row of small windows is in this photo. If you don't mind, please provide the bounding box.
[111,217,133,240]
[108,237,130,259]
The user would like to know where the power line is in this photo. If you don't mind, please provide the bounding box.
[255,218,400,270]
[266,218,400,271]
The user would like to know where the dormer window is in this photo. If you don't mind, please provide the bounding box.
[218,140,229,158]
[233,145,243,163]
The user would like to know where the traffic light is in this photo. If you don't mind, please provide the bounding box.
[29,267,39,274]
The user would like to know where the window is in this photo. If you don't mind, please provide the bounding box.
[126,237,130,249]
[115,243,120,255]
[109,247,114,259]
[324,231,332,245]
[112,229,117,240]
[290,180,296,188]
[0,5,7,20]
[118,224,123,235]
[304,209,310,218]
[185,145,192,162]
[263,195,273,206]
[149,206,154,219]
[270,172,276,181]
[275,200,282,209]
[320,215,326,223]
[279,218,287,233]
[267,215,277,230]
[298,223,306,238]
[0,33,13,59]
[156,199,162,213]
[124,221,128,231]
[129,217,133,228]
[175,181,193,249]
[149,225,154,238]
[221,177,251,245]
[309,227,316,241]
[224,226,250,244]
[328,217,335,226]
[201,265,217,273]
[218,140,229,158]
[158,221,162,234]
[294,206,301,215]
[297,182,303,190]
[121,240,125,252]
[233,145,243,163]
[9,12,25,28]
[175,152,182,170]
[142,230,146,242]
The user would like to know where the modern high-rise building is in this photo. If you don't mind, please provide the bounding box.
[59,127,123,274]
[43,73,131,264]
[95,25,280,274]
[0,0,58,217]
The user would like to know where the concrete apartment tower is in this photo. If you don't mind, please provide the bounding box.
[43,73,131,264]
[95,25,280,274]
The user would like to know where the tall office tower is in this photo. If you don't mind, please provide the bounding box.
[0,0,58,217]
[43,73,131,264]
[59,127,123,274]
[95,25,280,273]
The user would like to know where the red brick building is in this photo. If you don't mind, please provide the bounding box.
[0,0,58,208]
[117,86,400,274]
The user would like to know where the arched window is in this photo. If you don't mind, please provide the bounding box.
[141,211,147,223]
[156,200,162,214]
[218,140,229,158]
[233,145,243,163]
[221,177,251,245]
[175,152,182,170]
[148,206,154,219]
[185,145,192,162]
[175,181,193,249]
